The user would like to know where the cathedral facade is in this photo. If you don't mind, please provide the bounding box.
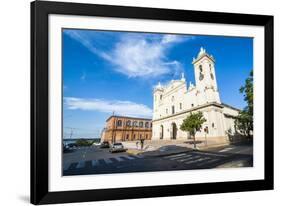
[152,48,240,144]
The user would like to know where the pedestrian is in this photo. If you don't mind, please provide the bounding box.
[140,139,144,150]
[136,141,139,149]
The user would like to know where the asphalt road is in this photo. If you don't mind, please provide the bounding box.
[63,143,253,176]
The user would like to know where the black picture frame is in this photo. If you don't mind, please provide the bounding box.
[31,0,274,204]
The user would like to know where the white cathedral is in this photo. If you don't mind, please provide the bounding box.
[152,47,240,144]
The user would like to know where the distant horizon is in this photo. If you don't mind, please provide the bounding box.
[63,29,253,139]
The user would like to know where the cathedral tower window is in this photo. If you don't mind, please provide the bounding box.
[172,105,175,114]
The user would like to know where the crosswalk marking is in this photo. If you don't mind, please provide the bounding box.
[76,161,85,169]
[125,155,136,160]
[164,153,187,159]
[135,155,144,159]
[104,158,113,164]
[63,163,71,171]
[91,160,99,167]
[115,157,125,162]
[219,147,233,153]
[177,155,193,162]
[193,151,227,157]
[184,156,206,165]
[197,158,219,166]
[169,154,192,161]
[185,157,211,165]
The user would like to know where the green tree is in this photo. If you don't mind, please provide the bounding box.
[180,112,206,149]
[235,70,253,138]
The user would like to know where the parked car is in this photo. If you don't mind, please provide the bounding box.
[67,143,77,149]
[100,141,110,148]
[63,144,70,153]
[93,142,101,146]
[109,142,126,153]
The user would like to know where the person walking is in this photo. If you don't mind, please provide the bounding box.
[140,139,144,150]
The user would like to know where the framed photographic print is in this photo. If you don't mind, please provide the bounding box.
[31,0,274,204]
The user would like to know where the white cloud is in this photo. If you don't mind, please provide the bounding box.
[64,97,152,118]
[64,30,195,78]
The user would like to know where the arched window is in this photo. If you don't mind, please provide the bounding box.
[133,121,138,127]
[171,105,175,114]
[145,122,149,128]
[117,120,122,127]
[126,120,131,126]
[139,121,143,128]
[160,94,163,100]
[199,65,203,72]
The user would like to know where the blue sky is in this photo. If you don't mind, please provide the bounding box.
[62,29,253,138]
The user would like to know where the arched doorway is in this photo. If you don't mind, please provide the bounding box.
[171,123,177,139]
[160,125,164,139]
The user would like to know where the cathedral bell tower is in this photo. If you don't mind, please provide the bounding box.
[192,47,221,105]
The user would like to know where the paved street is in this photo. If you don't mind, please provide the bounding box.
[63,143,253,176]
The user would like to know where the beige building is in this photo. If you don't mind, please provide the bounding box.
[101,116,152,143]
[152,47,240,143]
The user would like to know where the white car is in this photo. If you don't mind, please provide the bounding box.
[109,143,126,153]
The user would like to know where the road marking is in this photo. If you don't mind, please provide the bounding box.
[184,156,206,165]
[115,157,125,162]
[125,155,136,160]
[176,155,193,162]
[76,161,85,169]
[180,155,201,163]
[134,155,144,159]
[219,147,233,153]
[91,160,99,167]
[169,154,191,161]
[104,158,113,164]
[164,153,187,159]
[197,158,219,166]
[63,163,71,171]
[193,151,227,157]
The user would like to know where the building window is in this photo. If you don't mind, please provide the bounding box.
[212,123,215,128]
[172,105,175,114]
[191,103,194,107]
[160,95,163,100]
[209,64,212,70]
[117,120,122,127]
[139,121,143,128]
[126,120,131,126]
[139,134,142,139]
[166,108,168,114]
[126,134,129,140]
[145,134,148,139]
[171,96,174,102]
[180,103,182,110]
[133,121,138,127]
[199,65,203,72]
[133,134,136,140]
[145,122,149,128]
